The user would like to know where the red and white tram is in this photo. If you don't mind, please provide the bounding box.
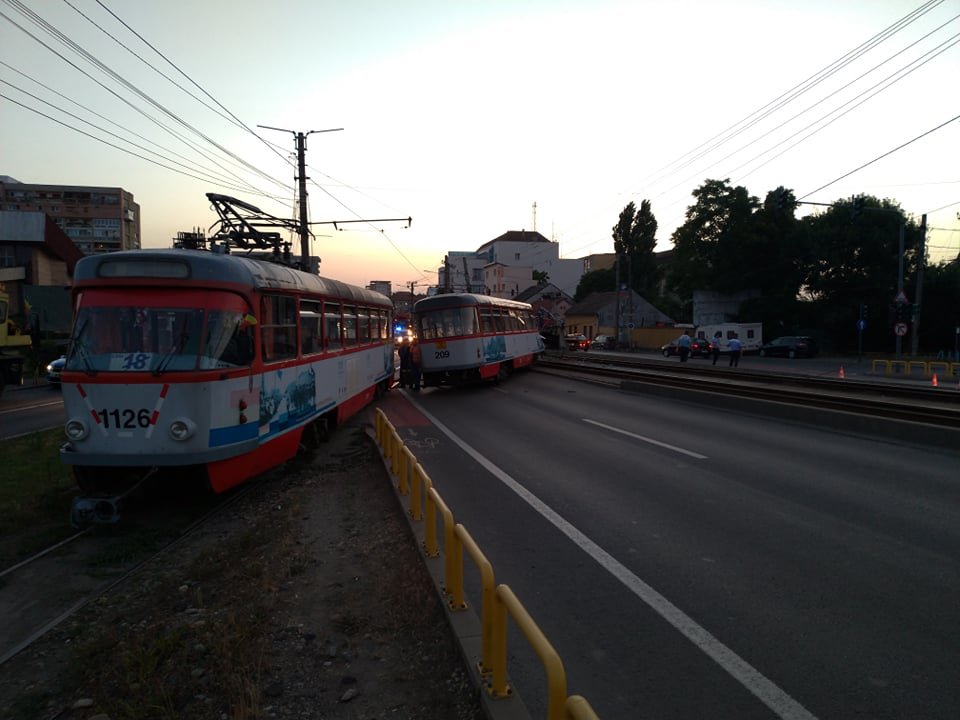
[59,248,394,494]
[413,293,544,386]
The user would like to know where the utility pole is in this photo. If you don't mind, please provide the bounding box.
[911,214,927,356]
[613,254,621,349]
[257,125,343,268]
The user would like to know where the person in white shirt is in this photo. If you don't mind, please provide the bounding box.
[728,334,743,367]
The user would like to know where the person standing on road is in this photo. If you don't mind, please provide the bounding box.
[711,331,723,365]
[677,331,692,362]
[728,333,742,367]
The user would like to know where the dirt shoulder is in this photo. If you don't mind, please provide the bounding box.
[0,415,486,720]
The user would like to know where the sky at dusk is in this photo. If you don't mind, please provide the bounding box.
[2,0,958,291]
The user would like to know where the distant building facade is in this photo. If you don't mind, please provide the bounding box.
[0,177,140,255]
[439,230,583,297]
[367,280,392,298]
[0,210,85,332]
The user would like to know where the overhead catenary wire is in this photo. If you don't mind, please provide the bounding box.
[0,92,281,197]
[1,75,284,199]
[87,0,300,180]
[1,0,292,200]
[555,0,956,256]
[799,113,960,200]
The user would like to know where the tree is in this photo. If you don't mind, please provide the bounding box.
[573,268,615,302]
[612,200,660,300]
[797,195,921,352]
[920,258,960,355]
[667,179,760,302]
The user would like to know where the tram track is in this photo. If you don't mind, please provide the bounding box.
[0,473,265,668]
[534,354,960,434]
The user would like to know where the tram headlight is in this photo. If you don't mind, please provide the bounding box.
[168,417,196,441]
[65,418,89,441]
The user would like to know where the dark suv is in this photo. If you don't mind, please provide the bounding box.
[661,338,712,358]
[758,336,819,358]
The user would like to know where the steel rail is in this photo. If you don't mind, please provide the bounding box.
[0,473,268,668]
[536,357,960,429]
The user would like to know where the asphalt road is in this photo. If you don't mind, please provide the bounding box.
[0,383,64,440]
[381,370,960,720]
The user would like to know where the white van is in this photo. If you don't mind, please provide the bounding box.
[697,323,763,353]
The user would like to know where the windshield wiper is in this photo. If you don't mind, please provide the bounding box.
[153,332,188,375]
[68,319,97,376]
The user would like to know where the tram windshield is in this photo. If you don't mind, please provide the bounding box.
[67,294,254,373]
[417,306,479,340]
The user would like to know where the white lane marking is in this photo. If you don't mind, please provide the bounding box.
[0,399,63,415]
[406,395,817,720]
[582,418,708,459]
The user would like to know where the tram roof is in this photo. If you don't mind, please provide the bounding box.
[413,292,532,312]
[72,249,391,306]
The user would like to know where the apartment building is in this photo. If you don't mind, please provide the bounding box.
[0,177,140,254]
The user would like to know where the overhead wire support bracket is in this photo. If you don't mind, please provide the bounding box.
[326,217,413,231]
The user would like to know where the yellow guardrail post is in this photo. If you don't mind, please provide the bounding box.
[399,445,414,496]
[410,462,426,522]
[565,695,600,720]
[373,405,602,719]
[455,524,495,675]
[422,470,439,556]
[375,408,386,450]
[428,487,458,603]
[490,584,568,720]
[390,427,402,476]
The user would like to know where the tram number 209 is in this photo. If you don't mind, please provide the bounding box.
[96,408,153,429]
[434,350,450,360]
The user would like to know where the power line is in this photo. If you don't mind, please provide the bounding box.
[0,92,271,196]
[799,113,960,199]
[88,0,298,179]
[1,0,291,199]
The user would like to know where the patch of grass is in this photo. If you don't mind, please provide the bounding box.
[0,428,76,565]
[0,428,74,526]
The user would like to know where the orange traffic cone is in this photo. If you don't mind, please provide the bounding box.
[931,373,938,387]
[838,366,845,379]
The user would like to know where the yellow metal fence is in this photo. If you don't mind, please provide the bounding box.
[375,408,600,720]
[870,358,960,378]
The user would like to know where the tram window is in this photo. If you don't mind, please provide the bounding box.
[299,301,323,356]
[343,305,358,346]
[323,302,343,351]
[419,315,437,340]
[202,310,254,368]
[479,308,495,333]
[357,308,371,344]
[261,295,297,362]
[494,309,506,332]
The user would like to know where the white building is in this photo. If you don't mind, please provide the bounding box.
[439,230,584,297]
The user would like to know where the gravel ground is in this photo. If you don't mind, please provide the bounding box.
[0,415,486,720]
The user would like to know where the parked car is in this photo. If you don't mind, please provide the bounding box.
[565,333,590,351]
[758,336,819,358]
[590,335,613,350]
[661,338,712,358]
[46,355,66,386]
